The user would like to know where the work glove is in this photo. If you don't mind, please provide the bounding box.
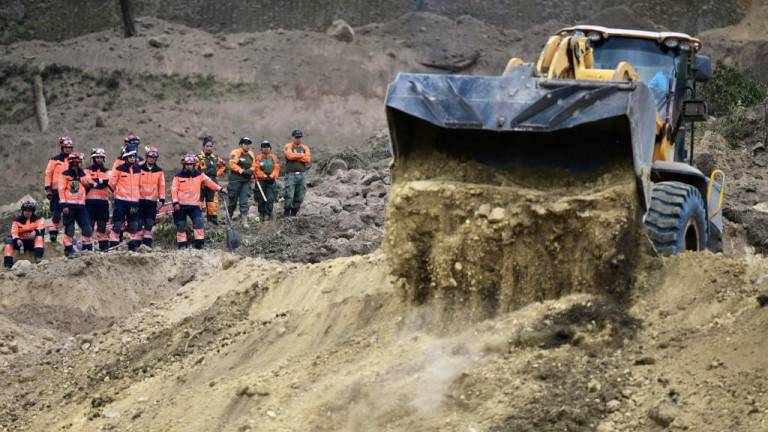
[219,187,228,195]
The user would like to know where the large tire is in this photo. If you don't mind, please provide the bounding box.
[644,181,707,255]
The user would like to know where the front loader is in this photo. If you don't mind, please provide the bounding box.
[386,25,724,255]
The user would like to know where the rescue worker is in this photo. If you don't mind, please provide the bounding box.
[84,148,111,252]
[171,155,226,249]
[254,140,280,220]
[109,149,142,251]
[282,129,311,217]
[44,136,73,242]
[112,133,143,171]
[3,200,45,268]
[59,152,94,255]
[227,137,256,220]
[196,136,226,225]
[138,146,165,247]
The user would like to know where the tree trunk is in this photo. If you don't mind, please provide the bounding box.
[33,75,48,133]
[119,0,136,37]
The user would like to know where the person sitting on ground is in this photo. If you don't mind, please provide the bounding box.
[44,136,73,242]
[137,146,165,247]
[197,136,226,225]
[282,129,311,217]
[84,148,111,252]
[227,137,256,221]
[3,200,45,268]
[59,152,94,256]
[171,154,226,249]
[254,140,280,220]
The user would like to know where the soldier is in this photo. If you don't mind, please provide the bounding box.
[254,140,280,220]
[282,129,311,217]
[197,136,226,224]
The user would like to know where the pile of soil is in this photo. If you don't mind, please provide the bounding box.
[0,248,765,431]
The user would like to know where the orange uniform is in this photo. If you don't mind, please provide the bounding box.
[4,215,45,268]
[58,168,92,206]
[139,164,166,202]
[171,170,221,206]
[109,163,141,203]
[44,154,69,191]
[254,153,280,180]
[283,142,311,170]
[11,216,45,241]
[84,165,111,201]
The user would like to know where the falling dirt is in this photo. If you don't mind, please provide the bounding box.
[385,149,643,323]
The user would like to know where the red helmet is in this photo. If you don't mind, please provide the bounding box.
[67,152,84,163]
[59,136,73,148]
[181,154,197,165]
[145,146,160,158]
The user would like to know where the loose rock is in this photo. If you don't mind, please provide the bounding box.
[326,19,355,42]
[648,401,679,428]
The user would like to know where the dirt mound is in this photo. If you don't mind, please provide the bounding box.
[385,150,642,322]
[0,247,766,431]
[0,250,227,362]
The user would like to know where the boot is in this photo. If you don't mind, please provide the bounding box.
[207,215,219,225]
[142,238,153,247]
[98,240,110,252]
[290,207,299,216]
[283,207,292,217]
[3,257,12,269]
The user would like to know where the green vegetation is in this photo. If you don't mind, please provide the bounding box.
[700,63,767,116]
[699,63,767,144]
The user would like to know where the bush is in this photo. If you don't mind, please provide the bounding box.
[700,63,767,116]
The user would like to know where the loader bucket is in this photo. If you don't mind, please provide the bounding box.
[383,67,661,319]
[384,66,659,206]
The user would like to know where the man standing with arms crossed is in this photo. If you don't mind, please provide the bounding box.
[282,129,311,217]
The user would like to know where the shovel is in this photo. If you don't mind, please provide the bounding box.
[219,192,241,251]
